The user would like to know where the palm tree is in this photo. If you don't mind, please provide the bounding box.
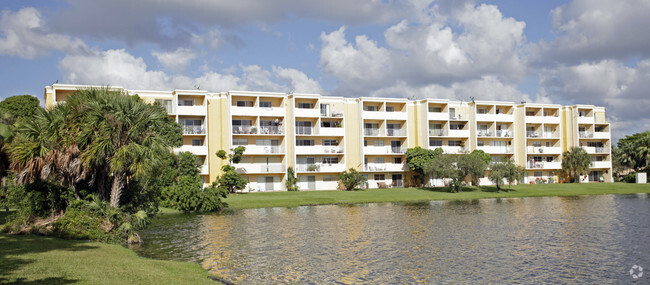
[80,88,172,208]
[561,147,591,183]
[636,132,650,168]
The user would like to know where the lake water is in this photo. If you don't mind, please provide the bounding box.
[132,194,650,284]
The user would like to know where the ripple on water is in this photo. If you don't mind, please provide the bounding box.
[133,194,650,284]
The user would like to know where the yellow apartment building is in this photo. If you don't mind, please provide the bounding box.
[44,84,614,190]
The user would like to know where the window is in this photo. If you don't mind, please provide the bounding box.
[296,139,314,146]
[393,157,402,164]
[429,106,442,112]
[533,141,541,147]
[364,105,378,111]
[323,175,336,182]
[259,101,272,108]
[322,157,339,164]
[526,111,535,116]
[478,125,488,131]
[477,140,484,147]
[320,104,330,116]
[450,124,464,130]
[546,157,554,162]
[178,99,194,106]
[236,101,253,107]
[496,108,502,114]
[546,142,552,147]
[323,139,339,146]
[321,121,338,128]
[192,139,203,146]
[364,140,368,147]
[297,102,313,109]
[373,140,384,147]
[579,110,587,117]
[374,174,385,180]
[448,140,462,146]
[181,119,202,126]
[233,138,248,146]
[429,140,442,146]
[386,106,394,112]
[477,108,488,114]
[534,171,542,177]
[374,157,385,163]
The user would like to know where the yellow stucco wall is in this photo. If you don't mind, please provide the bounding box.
[344,100,362,170]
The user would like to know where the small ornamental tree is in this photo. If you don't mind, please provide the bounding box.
[424,154,463,192]
[339,168,366,191]
[216,146,248,193]
[488,157,524,191]
[286,167,299,191]
[405,146,443,186]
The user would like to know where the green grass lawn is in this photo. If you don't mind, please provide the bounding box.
[224,182,650,209]
[0,233,215,285]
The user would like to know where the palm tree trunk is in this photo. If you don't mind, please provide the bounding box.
[110,171,127,208]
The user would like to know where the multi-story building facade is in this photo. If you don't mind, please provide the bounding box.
[45,84,614,190]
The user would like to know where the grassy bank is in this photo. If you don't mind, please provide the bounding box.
[0,233,214,284]
[224,183,650,209]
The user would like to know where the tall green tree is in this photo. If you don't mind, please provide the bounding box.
[286,167,299,191]
[216,146,248,193]
[405,146,443,186]
[0,95,41,121]
[424,154,464,192]
[488,157,524,191]
[561,147,591,183]
[164,152,226,213]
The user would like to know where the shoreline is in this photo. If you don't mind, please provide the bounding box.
[221,183,650,210]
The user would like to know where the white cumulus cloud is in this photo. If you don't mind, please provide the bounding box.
[152,48,197,73]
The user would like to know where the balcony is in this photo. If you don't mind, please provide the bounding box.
[526,131,558,138]
[429,129,447,137]
[296,163,346,173]
[582,146,609,154]
[579,132,594,139]
[527,147,562,154]
[527,161,561,169]
[525,115,560,124]
[183,125,206,135]
[231,106,285,117]
[232,126,257,135]
[435,146,466,154]
[386,129,406,137]
[477,146,514,154]
[364,128,381,136]
[363,146,407,155]
[449,129,470,137]
[176,145,208,156]
[294,108,320,117]
[176,105,207,116]
[259,126,284,135]
[320,110,344,118]
[295,146,344,155]
[427,112,448,121]
[577,116,595,124]
[477,130,512,138]
[362,111,407,120]
[295,126,314,135]
[590,161,612,168]
[475,113,514,122]
[364,163,408,172]
[319,127,345,137]
[244,145,283,155]
[593,131,611,139]
[235,164,285,174]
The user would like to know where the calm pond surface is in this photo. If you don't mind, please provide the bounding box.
[132,194,650,284]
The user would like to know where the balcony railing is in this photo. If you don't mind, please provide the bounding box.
[387,129,405,136]
[235,164,285,174]
[364,128,380,136]
[429,129,446,136]
[527,161,561,169]
[245,146,282,154]
[232,126,257,134]
[477,130,492,137]
[260,126,284,135]
[183,125,206,134]
[364,163,408,172]
[296,126,314,135]
[527,146,561,154]
[364,146,406,154]
[579,132,594,138]
[296,163,346,173]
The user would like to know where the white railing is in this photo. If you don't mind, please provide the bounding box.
[439,146,465,154]
[525,115,560,124]
[387,129,406,136]
[296,163,346,173]
[542,132,559,138]
[527,147,561,154]
[363,146,407,154]
[527,161,561,169]
[427,112,448,121]
[364,128,381,136]
[295,146,344,154]
[294,108,320,117]
[183,125,206,134]
[579,132,594,139]
[448,129,470,137]
[429,129,447,136]
[582,146,609,154]
[590,161,612,168]
[526,131,540,138]
[295,126,314,135]
[232,126,256,134]
[577,116,595,124]
[476,113,514,122]
[495,130,513,137]
[176,105,207,116]
[477,146,513,154]
[319,127,345,136]
[244,145,283,154]
[364,163,408,172]
[593,131,611,139]
[477,130,492,137]
[321,110,344,117]
[259,126,284,135]
[362,111,407,120]
[235,164,285,174]
[231,106,285,117]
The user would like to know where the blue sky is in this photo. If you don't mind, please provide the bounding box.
[1,0,649,142]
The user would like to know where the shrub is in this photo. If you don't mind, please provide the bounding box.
[339,168,366,191]
[623,173,637,183]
